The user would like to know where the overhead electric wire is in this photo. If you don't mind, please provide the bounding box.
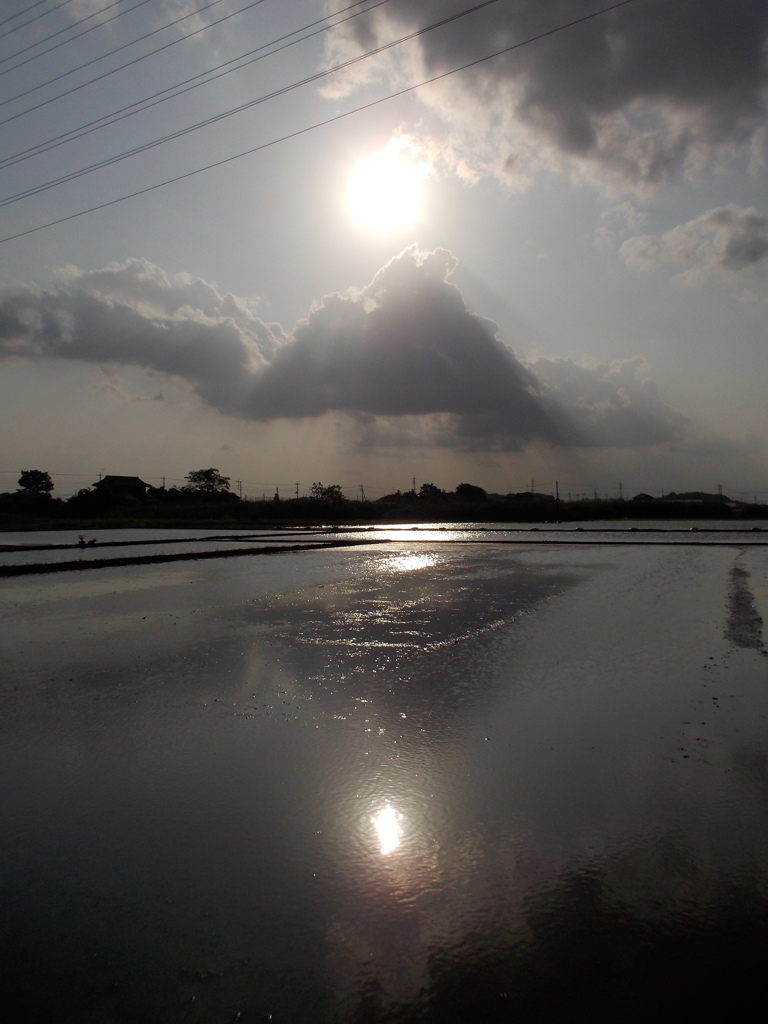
[0,0,154,77]
[0,0,259,109]
[0,0,128,68]
[0,0,500,207]
[0,0,365,140]
[0,0,48,31]
[0,0,79,39]
[0,0,386,169]
[0,0,78,39]
[0,0,639,246]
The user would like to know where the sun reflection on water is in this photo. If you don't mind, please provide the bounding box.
[372,803,403,855]
[383,553,437,573]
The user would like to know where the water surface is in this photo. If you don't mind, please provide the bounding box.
[2,530,768,1021]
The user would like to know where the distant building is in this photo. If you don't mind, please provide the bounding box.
[631,492,655,502]
[92,475,150,502]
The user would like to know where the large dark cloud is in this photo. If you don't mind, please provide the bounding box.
[0,249,686,450]
[246,247,547,427]
[323,0,768,188]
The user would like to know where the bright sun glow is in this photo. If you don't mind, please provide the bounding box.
[347,144,426,233]
[372,803,402,855]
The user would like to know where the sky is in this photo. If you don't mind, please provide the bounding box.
[1,0,767,501]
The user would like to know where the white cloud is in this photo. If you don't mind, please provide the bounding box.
[621,204,768,281]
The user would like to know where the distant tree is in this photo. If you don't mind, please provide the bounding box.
[184,468,230,493]
[455,482,487,501]
[310,482,345,502]
[419,482,443,500]
[18,469,53,498]
[68,488,92,501]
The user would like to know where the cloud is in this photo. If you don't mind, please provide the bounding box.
[594,201,646,249]
[246,247,548,428]
[395,353,688,453]
[0,249,685,451]
[0,257,289,415]
[533,354,688,448]
[621,204,768,280]
[91,366,166,405]
[322,0,768,189]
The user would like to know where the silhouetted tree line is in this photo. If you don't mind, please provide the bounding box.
[2,469,765,526]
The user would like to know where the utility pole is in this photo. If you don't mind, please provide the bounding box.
[618,481,623,501]
[295,481,300,499]
[360,484,366,502]
[412,475,416,493]
[555,480,560,504]
[236,479,242,499]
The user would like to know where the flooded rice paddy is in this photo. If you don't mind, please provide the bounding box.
[2,524,768,1021]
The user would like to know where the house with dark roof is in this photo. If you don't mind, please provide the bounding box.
[92,475,150,502]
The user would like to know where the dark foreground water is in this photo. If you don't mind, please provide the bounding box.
[2,529,768,1021]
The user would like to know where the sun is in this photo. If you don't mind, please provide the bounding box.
[347,143,426,234]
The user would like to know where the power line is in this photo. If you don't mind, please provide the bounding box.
[0,0,286,116]
[0,0,155,78]
[0,0,79,39]
[0,0,504,208]
[0,0,233,108]
[0,0,380,162]
[0,0,639,245]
